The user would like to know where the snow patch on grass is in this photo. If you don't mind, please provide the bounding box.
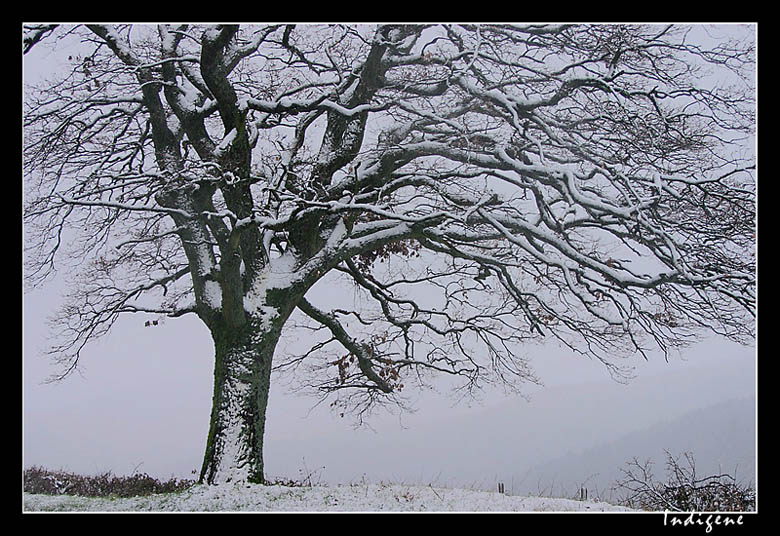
[23,482,636,512]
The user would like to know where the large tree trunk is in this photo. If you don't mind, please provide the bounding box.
[198,317,281,484]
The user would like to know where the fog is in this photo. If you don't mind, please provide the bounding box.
[22,23,756,498]
[23,276,756,494]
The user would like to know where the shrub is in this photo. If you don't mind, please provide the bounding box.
[23,466,195,498]
[613,451,755,512]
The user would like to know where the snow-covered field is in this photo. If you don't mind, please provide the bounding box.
[23,482,636,512]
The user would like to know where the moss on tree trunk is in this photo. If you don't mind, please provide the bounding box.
[199,317,280,485]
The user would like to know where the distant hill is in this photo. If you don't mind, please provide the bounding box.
[511,397,756,500]
[264,360,756,492]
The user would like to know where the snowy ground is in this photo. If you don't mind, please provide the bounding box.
[23,482,637,512]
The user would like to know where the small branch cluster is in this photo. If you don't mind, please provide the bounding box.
[613,451,756,512]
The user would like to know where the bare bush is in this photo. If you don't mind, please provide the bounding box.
[23,466,195,498]
[613,451,755,512]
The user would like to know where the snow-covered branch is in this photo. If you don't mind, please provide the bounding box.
[25,22,755,414]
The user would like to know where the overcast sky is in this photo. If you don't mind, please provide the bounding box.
[23,268,756,492]
[22,24,757,495]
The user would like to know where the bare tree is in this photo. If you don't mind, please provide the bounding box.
[23,23,756,485]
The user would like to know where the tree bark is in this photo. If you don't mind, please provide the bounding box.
[198,316,280,484]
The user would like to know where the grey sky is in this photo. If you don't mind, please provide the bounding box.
[23,270,756,490]
[22,23,757,495]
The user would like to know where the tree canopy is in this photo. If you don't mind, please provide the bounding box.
[23,23,756,482]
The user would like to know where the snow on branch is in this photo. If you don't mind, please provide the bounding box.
[24,23,755,395]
